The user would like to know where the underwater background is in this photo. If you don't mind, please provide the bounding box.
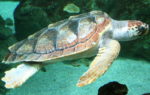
[0,0,150,95]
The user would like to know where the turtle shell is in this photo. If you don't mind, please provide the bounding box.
[3,11,111,63]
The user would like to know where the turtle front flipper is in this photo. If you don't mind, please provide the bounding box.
[76,40,120,87]
[2,63,42,88]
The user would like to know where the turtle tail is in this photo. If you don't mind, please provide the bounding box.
[1,63,42,88]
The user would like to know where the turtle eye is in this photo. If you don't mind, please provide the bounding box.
[138,26,146,32]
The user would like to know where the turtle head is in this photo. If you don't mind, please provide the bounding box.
[112,20,149,41]
[128,20,149,37]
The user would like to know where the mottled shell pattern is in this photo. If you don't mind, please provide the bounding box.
[3,11,111,63]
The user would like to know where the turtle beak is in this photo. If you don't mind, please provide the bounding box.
[138,24,149,35]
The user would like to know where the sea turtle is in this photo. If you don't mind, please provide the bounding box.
[2,11,149,89]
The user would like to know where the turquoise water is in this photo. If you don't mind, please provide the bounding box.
[5,58,150,95]
[0,1,150,95]
[0,1,19,20]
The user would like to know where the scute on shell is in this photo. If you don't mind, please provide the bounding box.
[3,11,111,63]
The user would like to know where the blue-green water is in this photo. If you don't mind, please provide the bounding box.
[0,1,19,20]
[0,1,150,95]
[4,58,150,95]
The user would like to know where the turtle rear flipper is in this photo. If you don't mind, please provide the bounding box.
[77,40,120,87]
[2,63,41,88]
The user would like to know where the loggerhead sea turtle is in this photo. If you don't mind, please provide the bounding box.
[1,11,149,88]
